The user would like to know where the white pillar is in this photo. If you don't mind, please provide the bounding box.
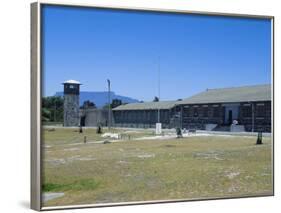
[156,122,162,135]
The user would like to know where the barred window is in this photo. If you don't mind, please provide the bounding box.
[124,111,128,121]
[203,107,208,117]
[144,111,149,121]
[256,105,266,117]
[136,111,140,120]
[184,107,190,117]
[266,103,271,118]
[193,108,198,117]
[164,111,169,121]
[213,107,220,117]
[242,106,252,117]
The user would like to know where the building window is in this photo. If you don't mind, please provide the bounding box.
[266,103,271,118]
[242,105,252,118]
[203,107,208,118]
[146,111,150,121]
[123,111,127,121]
[163,110,168,122]
[256,104,266,117]
[133,111,137,121]
[193,107,198,117]
[184,107,190,117]
[128,111,133,122]
[213,106,220,117]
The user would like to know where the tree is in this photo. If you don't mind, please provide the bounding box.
[42,96,64,122]
[103,99,123,109]
[153,96,159,102]
[42,108,51,122]
[81,100,96,109]
[111,99,122,108]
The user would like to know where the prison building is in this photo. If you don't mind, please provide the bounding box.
[178,84,272,132]
[112,101,178,128]
[112,84,272,132]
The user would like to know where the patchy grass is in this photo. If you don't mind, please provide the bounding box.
[43,183,69,192]
[43,179,100,192]
[42,128,273,207]
[43,127,154,146]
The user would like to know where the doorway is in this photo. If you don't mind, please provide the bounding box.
[80,116,86,126]
[224,104,239,124]
[228,110,233,124]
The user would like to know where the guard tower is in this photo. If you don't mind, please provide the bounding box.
[62,80,82,127]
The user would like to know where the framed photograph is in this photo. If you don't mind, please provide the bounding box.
[31,1,274,211]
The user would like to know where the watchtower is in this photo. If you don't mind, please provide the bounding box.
[62,80,82,127]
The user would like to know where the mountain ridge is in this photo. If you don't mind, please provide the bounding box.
[54,91,139,108]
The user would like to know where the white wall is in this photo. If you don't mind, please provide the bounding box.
[0,0,279,213]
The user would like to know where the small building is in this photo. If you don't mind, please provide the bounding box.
[112,101,178,128]
[79,108,111,127]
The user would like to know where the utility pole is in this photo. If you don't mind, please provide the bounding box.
[107,79,111,129]
[157,57,160,123]
[156,57,162,135]
[252,102,255,132]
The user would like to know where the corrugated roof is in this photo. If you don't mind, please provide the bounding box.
[112,101,177,111]
[178,84,271,105]
[112,84,271,111]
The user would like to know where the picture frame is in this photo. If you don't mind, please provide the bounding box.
[31,1,274,211]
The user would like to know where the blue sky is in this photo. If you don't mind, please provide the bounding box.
[42,5,272,101]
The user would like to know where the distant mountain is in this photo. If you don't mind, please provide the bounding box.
[54,91,139,108]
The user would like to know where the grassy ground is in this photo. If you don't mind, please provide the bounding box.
[42,127,273,207]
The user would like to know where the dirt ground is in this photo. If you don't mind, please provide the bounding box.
[42,127,273,207]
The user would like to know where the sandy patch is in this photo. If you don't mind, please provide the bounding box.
[102,133,120,139]
[44,158,66,166]
[226,172,240,179]
[45,155,96,166]
[63,147,79,151]
[123,130,141,134]
[43,192,64,202]
[193,151,224,160]
[138,154,155,159]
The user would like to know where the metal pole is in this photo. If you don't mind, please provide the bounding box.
[54,99,56,122]
[107,79,111,129]
[157,57,160,123]
[180,106,183,129]
[252,102,254,132]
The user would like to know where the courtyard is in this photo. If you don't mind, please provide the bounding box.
[42,127,273,207]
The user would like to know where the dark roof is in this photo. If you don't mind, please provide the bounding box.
[178,84,271,105]
[112,101,177,111]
